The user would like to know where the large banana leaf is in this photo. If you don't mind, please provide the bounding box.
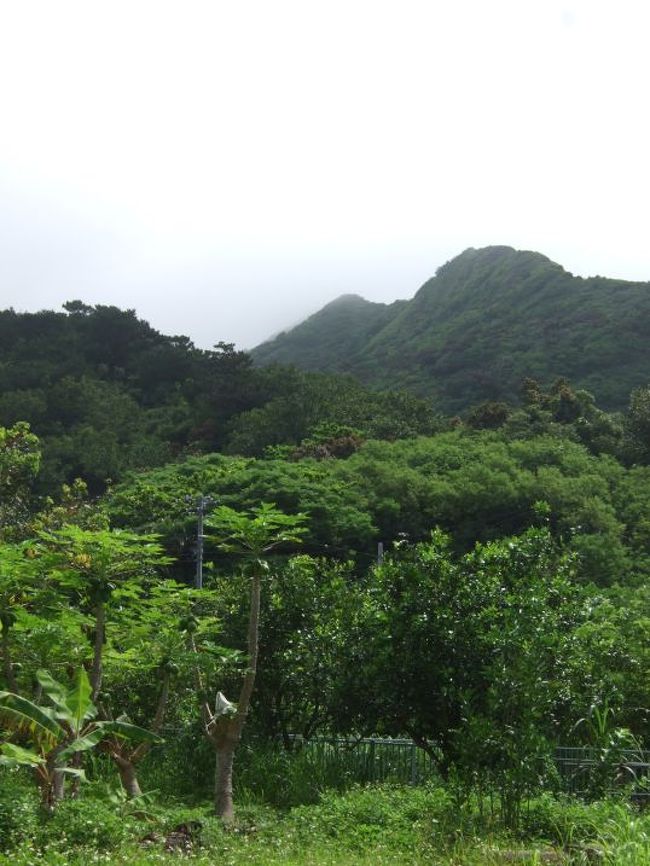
[0,742,45,768]
[58,728,106,762]
[35,669,69,716]
[66,667,96,732]
[98,719,164,745]
[0,692,62,745]
[58,719,163,762]
[36,668,96,731]
[59,767,87,781]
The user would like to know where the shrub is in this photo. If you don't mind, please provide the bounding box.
[38,797,132,850]
[0,771,39,849]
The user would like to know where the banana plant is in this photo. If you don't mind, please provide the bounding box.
[0,667,162,811]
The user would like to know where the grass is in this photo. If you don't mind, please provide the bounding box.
[0,769,649,865]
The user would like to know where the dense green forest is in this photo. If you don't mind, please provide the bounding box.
[252,246,650,412]
[0,300,649,864]
[0,302,442,492]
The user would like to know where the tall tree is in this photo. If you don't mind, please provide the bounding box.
[201,503,306,821]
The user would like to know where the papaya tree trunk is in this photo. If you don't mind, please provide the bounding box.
[116,754,142,798]
[212,571,261,821]
[214,734,237,821]
[90,600,105,701]
[1,620,17,692]
[105,671,170,798]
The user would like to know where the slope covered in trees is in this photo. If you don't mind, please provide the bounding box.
[252,246,650,411]
[0,303,442,492]
[251,293,407,373]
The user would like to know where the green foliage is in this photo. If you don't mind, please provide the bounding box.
[207,502,308,559]
[336,530,581,777]
[0,773,39,848]
[0,423,40,537]
[0,305,447,495]
[0,668,162,807]
[625,385,650,463]
[1,288,650,859]
[226,370,443,457]
[107,428,647,585]
[211,555,360,744]
[466,401,510,430]
[0,778,647,864]
[0,690,62,748]
[36,796,132,849]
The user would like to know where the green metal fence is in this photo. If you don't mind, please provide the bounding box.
[284,735,437,785]
[553,745,650,799]
[285,737,650,797]
[152,727,649,799]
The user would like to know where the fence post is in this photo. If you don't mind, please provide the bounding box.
[410,743,417,785]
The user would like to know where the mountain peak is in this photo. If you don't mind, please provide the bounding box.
[324,293,370,307]
[437,245,559,275]
[251,246,650,411]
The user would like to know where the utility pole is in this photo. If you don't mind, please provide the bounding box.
[377,542,384,565]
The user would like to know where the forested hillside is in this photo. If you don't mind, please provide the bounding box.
[252,246,650,411]
[0,303,441,492]
[251,293,407,373]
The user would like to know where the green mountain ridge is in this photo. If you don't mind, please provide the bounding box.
[253,292,408,373]
[251,246,650,411]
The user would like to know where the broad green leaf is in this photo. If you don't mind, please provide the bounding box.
[36,668,96,731]
[35,670,70,717]
[0,691,62,745]
[0,742,45,767]
[59,767,87,781]
[66,667,96,732]
[58,728,106,762]
[97,719,164,745]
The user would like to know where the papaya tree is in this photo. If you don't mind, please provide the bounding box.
[0,541,69,694]
[201,503,307,821]
[39,525,169,700]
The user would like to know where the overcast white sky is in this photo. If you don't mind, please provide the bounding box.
[1,0,648,349]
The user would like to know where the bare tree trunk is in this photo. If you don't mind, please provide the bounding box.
[236,573,261,725]
[116,755,143,798]
[214,737,236,822]
[1,620,17,692]
[105,671,170,798]
[90,601,105,701]
[53,769,65,802]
